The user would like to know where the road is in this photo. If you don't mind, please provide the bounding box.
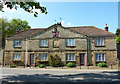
[0,67,120,83]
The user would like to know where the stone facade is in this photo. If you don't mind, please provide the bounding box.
[3,24,118,68]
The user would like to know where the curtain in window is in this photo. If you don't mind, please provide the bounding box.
[13,53,20,60]
[39,53,48,61]
[66,39,75,46]
[40,40,48,47]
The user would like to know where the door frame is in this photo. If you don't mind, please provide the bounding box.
[29,54,34,65]
[79,53,85,66]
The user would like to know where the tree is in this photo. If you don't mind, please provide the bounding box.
[0,0,48,17]
[0,18,9,48]
[8,19,31,36]
[49,54,62,67]
[0,18,31,48]
[116,29,120,45]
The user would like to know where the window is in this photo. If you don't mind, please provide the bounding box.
[95,53,105,61]
[66,39,75,46]
[95,38,104,46]
[14,40,21,47]
[66,53,75,61]
[40,40,48,47]
[39,53,48,61]
[13,53,20,60]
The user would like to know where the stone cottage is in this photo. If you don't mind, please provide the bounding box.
[3,23,118,68]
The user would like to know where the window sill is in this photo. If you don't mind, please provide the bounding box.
[14,46,21,48]
[66,60,76,61]
[39,46,49,48]
[96,61,106,62]
[95,45,105,47]
[37,60,49,63]
[66,46,76,48]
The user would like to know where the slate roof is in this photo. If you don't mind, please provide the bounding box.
[6,24,115,39]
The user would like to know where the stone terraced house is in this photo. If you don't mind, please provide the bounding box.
[3,23,118,68]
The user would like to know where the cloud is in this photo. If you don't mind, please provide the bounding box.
[8,17,13,20]
[61,21,64,25]
[0,15,2,18]
[68,22,71,26]
[3,5,17,13]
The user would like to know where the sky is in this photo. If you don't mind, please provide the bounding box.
[0,2,118,33]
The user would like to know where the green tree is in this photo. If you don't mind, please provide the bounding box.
[0,18,31,48]
[0,18,9,48]
[116,29,120,45]
[0,0,48,17]
[49,54,62,67]
[8,19,31,36]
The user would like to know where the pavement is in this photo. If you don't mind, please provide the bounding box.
[0,67,120,83]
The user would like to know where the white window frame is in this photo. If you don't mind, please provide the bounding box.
[13,53,21,60]
[66,53,75,61]
[95,38,104,46]
[14,40,21,47]
[40,40,48,47]
[66,39,75,46]
[39,53,48,61]
[95,53,105,61]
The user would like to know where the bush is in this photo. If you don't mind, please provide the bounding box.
[97,62,107,67]
[67,62,76,68]
[10,65,16,68]
[39,64,46,68]
[119,60,120,67]
[49,54,62,67]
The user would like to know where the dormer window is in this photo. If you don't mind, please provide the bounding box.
[95,38,104,46]
[14,40,21,47]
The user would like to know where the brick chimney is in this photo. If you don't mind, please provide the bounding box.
[16,30,19,34]
[104,24,108,31]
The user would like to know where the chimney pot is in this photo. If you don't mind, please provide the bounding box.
[104,24,108,31]
[16,30,19,34]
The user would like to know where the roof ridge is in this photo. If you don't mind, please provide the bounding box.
[6,29,30,38]
[92,26,115,34]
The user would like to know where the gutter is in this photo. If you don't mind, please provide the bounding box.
[87,36,90,66]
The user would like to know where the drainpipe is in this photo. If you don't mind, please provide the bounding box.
[87,36,90,66]
[25,38,28,67]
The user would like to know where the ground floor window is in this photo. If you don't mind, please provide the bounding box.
[95,53,105,61]
[13,53,21,60]
[39,53,48,61]
[66,53,75,61]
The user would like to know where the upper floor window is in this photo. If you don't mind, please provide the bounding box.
[95,38,104,46]
[40,40,48,47]
[39,53,48,61]
[66,39,75,46]
[14,40,21,47]
[66,53,75,61]
[95,53,105,61]
[13,53,20,60]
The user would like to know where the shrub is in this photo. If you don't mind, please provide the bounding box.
[97,62,107,67]
[39,64,46,68]
[67,62,76,68]
[119,60,120,67]
[10,65,16,68]
[49,54,62,67]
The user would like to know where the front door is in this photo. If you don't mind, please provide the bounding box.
[80,53,85,66]
[30,54,34,65]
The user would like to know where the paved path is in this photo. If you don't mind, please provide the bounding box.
[0,67,120,82]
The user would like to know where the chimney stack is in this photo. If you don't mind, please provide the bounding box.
[104,24,108,31]
[16,30,19,34]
